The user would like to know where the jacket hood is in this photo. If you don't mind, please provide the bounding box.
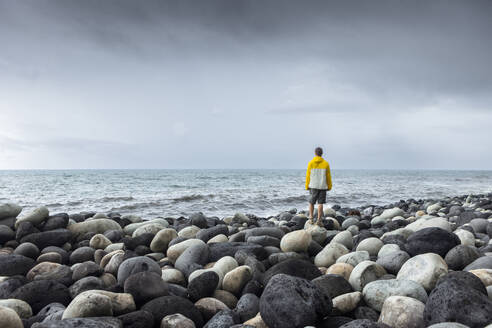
[311,156,324,163]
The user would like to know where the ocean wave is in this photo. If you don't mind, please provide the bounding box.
[275,195,308,203]
[111,201,161,211]
[46,202,63,207]
[100,196,135,202]
[172,194,215,202]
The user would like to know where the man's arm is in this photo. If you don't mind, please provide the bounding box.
[326,162,332,191]
[305,162,311,190]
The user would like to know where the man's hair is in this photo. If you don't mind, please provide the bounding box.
[315,147,323,156]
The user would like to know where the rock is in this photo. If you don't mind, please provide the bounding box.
[161,313,196,328]
[261,259,321,285]
[178,226,201,239]
[37,252,62,263]
[212,290,238,309]
[444,245,480,270]
[196,225,229,243]
[469,269,492,287]
[0,254,35,276]
[132,223,167,238]
[175,243,210,278]
[244,227,285,240]
[259,274,332,328]
[0,299,32,318]
[34,264,73,286]
[376,251,410,274]
[372,208,405,224]
[62,292,113,319]
[406,217,452,232]
[72,261,102,281]
[342,217,359,230]
[337,251,370,267]
[117,256,161,285]
[326,263,354,281]
[0,225,15,244]
[150,229,178,253]
[69,276,105,298]
[15,206,49,228]
[124,271,168,305]
[34,317,123,327]
[42,215,69,231]
[203,309,239,328]
[141,296,204,328]
[235,293,259,322]
[356,238,383,257]
[89,234,112,250]
[161,268,185,285]
[195,297,229,321]
[314,242,349,267]
[312,274,353,299]
[377,244,400,257]
[304,223,328,244]
[470,218,488,233]
[349,261,386,291]
[0,203,22,219]
[70,247,95,264]
[13,242,39,259]
[279,230,312,253]
[332,291,362,314]
[222,265,252,296]
[332,231,354,250]
[75,290,136,315]
[426,324,470,328]
[405,227,460,257]
[10,280,71,313]
[208,234,228,243]
[362,279,428,311]
[397,253,448,292]
[68,219,122,237]
[463,255,492,271]
[0,277,27,299]
[0,306,23,328]
[167,239,206,263]
[118,310,154,328]
[424,272,492,327]
[21,229,72,249]
[207,242,267,262]
[244,313,269,328]
[454,229,475,246]
[27,262,61,280]
[187,271,219,302]
[379,296,425,328]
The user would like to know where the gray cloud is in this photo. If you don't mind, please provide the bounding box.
[0,0,491,169]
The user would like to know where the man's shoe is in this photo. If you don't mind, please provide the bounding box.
[316,220,324,227]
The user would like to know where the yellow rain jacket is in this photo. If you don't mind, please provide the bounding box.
[305,156,332,190]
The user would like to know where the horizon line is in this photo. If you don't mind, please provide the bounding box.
[0,168,491,171]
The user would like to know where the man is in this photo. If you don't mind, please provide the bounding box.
[305,147,332,226]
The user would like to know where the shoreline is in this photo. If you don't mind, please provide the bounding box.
[0,193,491,327]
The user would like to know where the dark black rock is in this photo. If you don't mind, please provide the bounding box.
[69,246,95,264]
[72,261,103,281]
[458,211,477,226]
[435,270,487,295]
[196,224,229,243]
[241,279,263,297]
[318,316,353,328]
[13,242,40,259]
[353,306,380,321]
[246,236,280,248]
[424,273,492,327]
[376,250,410,274]
[312,274,353,299]
[167,283,188,298]
[339,319,381,328]
[21,229,72,249]
[208,242,268,262]
[16,221,39,241]
[203,309,240,328]
[0,254,35,276]
[31,317,122,328]
[235,293,260,322]
[117,310,154,328]
[10,279,71,313]
[117,256,161,286]
[190,212,208,229]
[261,259,322,285]
[444,245,481,270]
[69,276,105,298]
[104,230,124,243]
[124,271,169,305]
[0,275,27,298]
[42,215,69,231]
[141,295,204,327]
[260,274,332,328]
[175,243,210,278]
[187,271,219,302]
[0,225,15,244]
[405,227,460,257]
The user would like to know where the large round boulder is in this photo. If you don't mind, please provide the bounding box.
[261,259,321,285]
[362,279,428,311]
[397,253,448,292]
[405,228,460,257]
[124,271,168,305]
[9,280,71,313]
[141,296,204,327]
[259,274,332,328]
[117,256,161,285]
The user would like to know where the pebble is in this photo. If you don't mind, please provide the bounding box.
[379,295,425,328]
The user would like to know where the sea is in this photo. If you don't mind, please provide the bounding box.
[0,170,491,219]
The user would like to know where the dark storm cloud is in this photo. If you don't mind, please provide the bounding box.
[0,0,491,169]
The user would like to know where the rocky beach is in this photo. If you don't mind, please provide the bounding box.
[0,193,491,328]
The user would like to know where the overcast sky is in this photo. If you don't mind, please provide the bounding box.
[1,0,491,170]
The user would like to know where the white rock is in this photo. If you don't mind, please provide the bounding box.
[378,295,425,328]
[371,208,405,225]
[314,242,349,267]
[336,251,370,267]
[15,206,49,228]
[378,244,400,258]
[362,279,428,312]
[161,268,185,285]
[207,234,228,243]
[89,234,112,250]
[62,292,113,319]
[167,239,206,263]
[0,306,23,328]
[0,203,22,219]
[150,228,178,253]
[454,229,475,246]
[178,226,201,239]
[332,292,362,313]
[323,207,337,217]
[348,261,386,291]
[123,219,169,235]
[0,299,32,318]
[280,230,312,253]
[331,231,354,250]
[356,237,384,257]
[426,203,442,215]
[397,253,448,292]
[222,265,252,295]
